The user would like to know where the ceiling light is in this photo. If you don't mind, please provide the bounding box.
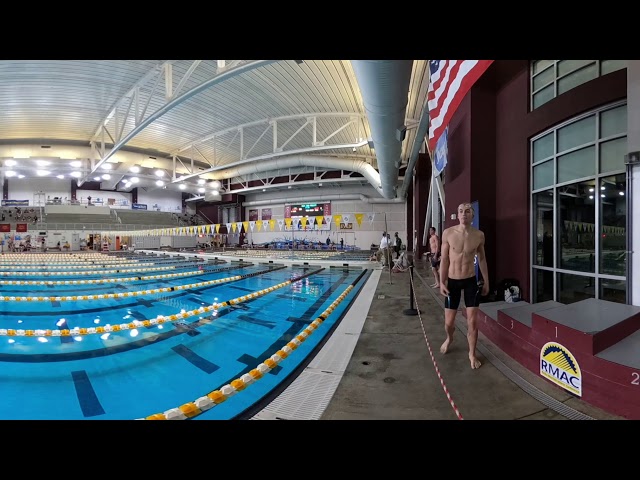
[57,174,64,179]
[156,180,164,187]
[130,166,140,173]
[130,177,139,183]
[155,170,165,177]
[179,184,186,190]
[70,160,82,168]
[198,187,205,193]
[210,180,221,189]
[94,176,101,181]
[70,171,82,178]
[36,160,50,167]
[5,171,17,177]
[4,159,16,166]
[102,164,112,170]
[36,170,50,176]
[102,174,111,180]
[198,179,206,185]
[17,175,25,179]
[211,190,219,195]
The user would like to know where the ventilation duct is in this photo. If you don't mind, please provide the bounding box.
[242,193,403,207]
[351,60,414,199]
[206,155,382,195]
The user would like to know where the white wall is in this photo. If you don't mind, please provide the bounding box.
[137,188,182,212]
[8,177,71,205]
[76,189,131,208]
[242,185,407,250]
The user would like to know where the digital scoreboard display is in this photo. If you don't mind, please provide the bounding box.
[289,203,324,216]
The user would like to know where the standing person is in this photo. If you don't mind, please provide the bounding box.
[428,227,441,288]
[393,232,402,259]
[379,232,390,267]
[439,202,489,370]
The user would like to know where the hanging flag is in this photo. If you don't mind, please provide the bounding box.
[367,213,375,224]
[355,213,364,227]
[300,217,308,229]
[277,219,284,230]
[225,223,231,233]
[242,221,249,233]
[269,219,275,231]
[427,60,494,152]
[249,221,255,231]
[316,216,324,228]
[433,126,449,176]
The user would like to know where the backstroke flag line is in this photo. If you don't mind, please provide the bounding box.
[427,60,494,153]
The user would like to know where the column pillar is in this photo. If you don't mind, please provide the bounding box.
[627,61,640,306]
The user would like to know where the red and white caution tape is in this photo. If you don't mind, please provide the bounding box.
[409,269,463,420]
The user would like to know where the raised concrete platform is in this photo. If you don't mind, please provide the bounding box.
[532,298,640,355]
[476,297,640,419]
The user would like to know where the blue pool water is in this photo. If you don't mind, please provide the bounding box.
[0,252,369,420]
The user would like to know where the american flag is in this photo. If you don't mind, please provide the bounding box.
[427,60,494,152]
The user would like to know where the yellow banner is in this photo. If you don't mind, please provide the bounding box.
[231,223,237,233]
[355,213,364,226]
[300,217,308,228]
[285,218,292,228]
[256,221,262,232]
[206,224,211,234]
[333,214,342,226]
[242,221,249,233]
[215,224,220,233]
[315,216,324,227]
[269,219,276,231]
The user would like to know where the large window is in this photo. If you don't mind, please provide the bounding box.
[530,60,627,110]
[530,102,627,304]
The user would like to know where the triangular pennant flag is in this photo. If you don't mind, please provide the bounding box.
[215,224,220,233]
[342,214,350,224]
[300,217,308,228]
[226,223,231,233]
[231,223,238,233]
[285,218,293,229]
[277,219,284,230]
[269,219,276,231]
[249,221,255,231]
[367,213,375,224]
[333,214,342,227]
[256,221,263,232]
[316,216,324,227]
[355,213,364,226]
[206,224,211,234]
[308,216,315,227]
[242,221,249,233]
[325,215,332,227]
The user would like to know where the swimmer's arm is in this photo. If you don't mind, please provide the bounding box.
[439,230,450,285]
[477,232,489,289]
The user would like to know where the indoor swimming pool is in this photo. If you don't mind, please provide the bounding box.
[0,252,370,420]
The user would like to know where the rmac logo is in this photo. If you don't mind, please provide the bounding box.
[540,342,582,397]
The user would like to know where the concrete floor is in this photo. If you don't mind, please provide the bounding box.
[320,257,624,420]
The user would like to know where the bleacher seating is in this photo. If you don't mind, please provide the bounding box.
[115,210,179,226]
[43,212,117,226]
